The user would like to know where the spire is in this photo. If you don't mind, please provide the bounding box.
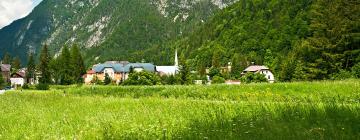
[174,49,179,67]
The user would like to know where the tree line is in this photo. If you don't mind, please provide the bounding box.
[0,44,87,89]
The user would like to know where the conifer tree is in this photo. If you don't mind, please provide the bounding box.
[70,44,85,83]
[59,46,73,85]
[179,54,191,85]
[104,73,111,85]
[26,52,36,84]
[231,54,241,79]
[11,56,21,73]
[212,50,221,69]
[38,44,51,84]
[2,52,11,64]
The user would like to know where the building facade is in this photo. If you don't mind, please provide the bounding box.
[242,65,275,83]
[1,64,11,83]
[84,61,156,84]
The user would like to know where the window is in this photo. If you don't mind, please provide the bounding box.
[268,75,271,79]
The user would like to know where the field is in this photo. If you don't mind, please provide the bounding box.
[0,80,359,139]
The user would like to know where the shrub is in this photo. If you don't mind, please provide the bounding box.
[352,63,360,78]
[208,67,221,78]
[22,83,30,89]
[36,83,49,90]
[331,70,353,80]
[212,76,225,84]
[123,72,161,86]
[161,75,180,85]
[241,73,268,84]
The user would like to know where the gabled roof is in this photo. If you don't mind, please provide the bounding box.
[92,63,156,73]
[1,64,11,72]
[11,71,26,78]
[243,65,269,72]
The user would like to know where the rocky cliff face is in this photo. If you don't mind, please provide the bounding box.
[0,0,237,64]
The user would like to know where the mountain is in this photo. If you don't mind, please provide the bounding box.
[174,0,359,80]
[0,0,237,65]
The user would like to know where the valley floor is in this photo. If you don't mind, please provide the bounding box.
[0,80,359,139]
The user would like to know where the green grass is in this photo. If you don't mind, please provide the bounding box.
[0,80,359,139]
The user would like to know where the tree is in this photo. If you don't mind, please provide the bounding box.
[58,46,73,85]
[123,71,160,86]
[26,52,36,84]
[11,56,21,73]
[179,55,192,85]
[104,73,111,85]
[231,54,242,79]
[264,49,275,69]
[212,76,225,84]
[70,44,86,83]
[38,44,51,84]
[241,73,268,84]
[292,60,308,81]
[352,63,360,78]
[129,66,135,74]
[0,72,4,89]
[208,67,221,78]
[2,52,11,64]
[212,50,221,68]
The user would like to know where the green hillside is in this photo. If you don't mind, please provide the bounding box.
[173,0,360,81]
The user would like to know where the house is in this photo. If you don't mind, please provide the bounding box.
[156,49,179,76]
[1,63,11,83]
[242,65,275,83]
[10,71,26,87]
[84,61,156,84]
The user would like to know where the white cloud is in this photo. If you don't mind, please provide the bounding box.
[0,0,40,29]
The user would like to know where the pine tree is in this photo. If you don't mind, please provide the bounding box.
[38,44,51,84]
[211,50,221,68]
[11,56,21,73]
[26,53,36,84]
[2,52,11,64]
[231,54,241,79]
[70,44,86,83]
[104,73,111,85]
[49,56,61,84]
[179,54,191,85]
[59,46,73,85]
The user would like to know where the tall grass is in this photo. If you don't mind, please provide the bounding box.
[0,80,359,139]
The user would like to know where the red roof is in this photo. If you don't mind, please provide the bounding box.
[87,70,96,74]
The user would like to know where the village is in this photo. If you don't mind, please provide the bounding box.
[1,50,275,89]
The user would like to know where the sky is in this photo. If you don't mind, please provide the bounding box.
[0,0,42,29]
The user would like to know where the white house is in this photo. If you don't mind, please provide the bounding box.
[10,71,26,87]
[242,65,275,83]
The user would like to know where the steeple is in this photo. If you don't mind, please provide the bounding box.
[174,49,178,67]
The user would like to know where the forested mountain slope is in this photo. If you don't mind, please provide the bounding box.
[0,0,237,64]
[174,0,359,81]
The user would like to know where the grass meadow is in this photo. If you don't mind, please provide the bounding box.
[0,80,359,139]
